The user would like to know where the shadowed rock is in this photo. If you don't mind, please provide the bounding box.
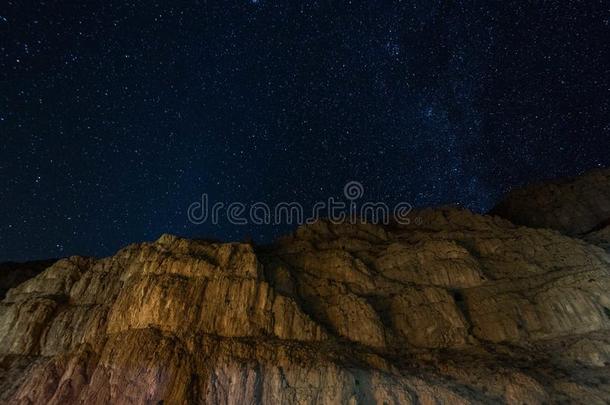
[492,168,610,236]
[0,259,57,299]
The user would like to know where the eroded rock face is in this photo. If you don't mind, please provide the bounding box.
[0,259,57,299]
[492,168,610,235]
[1,173,610,404]
[585,224,610,253]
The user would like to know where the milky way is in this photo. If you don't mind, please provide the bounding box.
[1,1,608,260]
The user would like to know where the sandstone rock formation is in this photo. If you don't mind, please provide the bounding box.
[1,170,610,404]
[492,168,610,235]
[586,223,610,253]
[0,259,56,299]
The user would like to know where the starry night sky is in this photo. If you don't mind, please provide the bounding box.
[1,1,608,261]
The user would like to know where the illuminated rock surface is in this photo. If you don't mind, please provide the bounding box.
[1,171,610,404]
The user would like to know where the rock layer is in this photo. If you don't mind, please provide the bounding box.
[1,171,610,404]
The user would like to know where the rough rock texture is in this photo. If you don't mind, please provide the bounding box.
[1,172,610,404]
[492,168,610,235]
[585,224,610,253]
[0,260,57,299]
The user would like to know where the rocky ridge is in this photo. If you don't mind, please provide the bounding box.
[492,168,610,236]
[1,170,610,404]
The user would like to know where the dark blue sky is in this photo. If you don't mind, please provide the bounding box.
[1,1,608,261]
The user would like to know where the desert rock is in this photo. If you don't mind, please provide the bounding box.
[492,168,610,235]
[1,171,610,404]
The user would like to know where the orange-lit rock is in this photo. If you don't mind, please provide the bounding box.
[1,170,610,404]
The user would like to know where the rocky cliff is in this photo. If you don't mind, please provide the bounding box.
[1,170,610,404]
